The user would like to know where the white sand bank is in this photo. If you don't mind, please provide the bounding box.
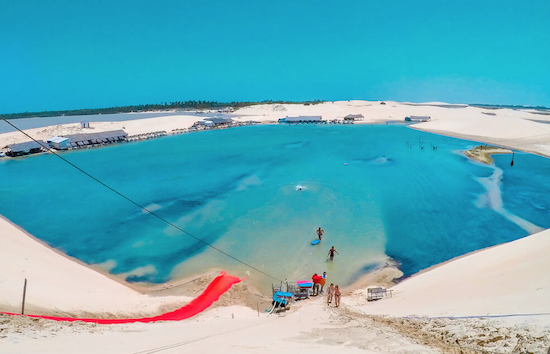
[1,301,441,354]
[238,101,550,153]
[350,228,550,317]
[2,296,549,353]
[0,216,189,317]
[2,101,550,157]
[0,115,201,147]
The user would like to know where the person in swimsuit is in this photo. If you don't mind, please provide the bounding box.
[316,227,324,240]
[327,283,335,305]
[334,285,341,307]
[327,246,339,261]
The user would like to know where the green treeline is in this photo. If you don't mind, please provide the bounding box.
[1,100,326,119]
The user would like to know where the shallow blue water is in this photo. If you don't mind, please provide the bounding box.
[0,125,548,290]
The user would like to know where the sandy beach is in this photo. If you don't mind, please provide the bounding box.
[464,145,513,164]
[3,101,550,158]
[1,101,550,353]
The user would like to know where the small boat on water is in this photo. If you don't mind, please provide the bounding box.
[0,151,5,157]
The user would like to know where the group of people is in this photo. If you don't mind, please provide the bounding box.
[313,227,341,306]
[311,271,341,307]
[326,283,341,307]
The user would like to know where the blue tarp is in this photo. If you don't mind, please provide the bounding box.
[273,291,293,304]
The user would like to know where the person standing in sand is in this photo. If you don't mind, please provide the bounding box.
[334,285,341,307]
[316,227,324,240]
[311,273,322,296]
[327,283,335,305]
[320,271,327,293]
[327,246,339,261]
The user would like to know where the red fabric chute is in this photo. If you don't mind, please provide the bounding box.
[1,271,242,324]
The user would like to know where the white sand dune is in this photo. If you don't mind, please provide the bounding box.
[1,100,550,353]
[0,115,201,148]
[0,216,189,317]
[2,101,550,156]
[350,228,550,318]
[1,303,443,354]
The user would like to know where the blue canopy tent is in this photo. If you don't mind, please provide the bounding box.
[272,291,293,305]
[269,291,293,314]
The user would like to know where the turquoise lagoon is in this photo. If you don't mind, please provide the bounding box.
[1,125,549,290]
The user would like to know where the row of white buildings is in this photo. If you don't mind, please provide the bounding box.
[278,114,431,124]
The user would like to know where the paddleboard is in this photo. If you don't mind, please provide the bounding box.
[311,239,320,245]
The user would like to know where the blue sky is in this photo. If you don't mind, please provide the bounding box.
[1,0,549,113]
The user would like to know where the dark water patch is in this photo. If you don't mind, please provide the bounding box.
[347,262,384,284]
[385,212,528,278]
[496,153,550,229]
[126,274,155,283]
[282,141,309,149]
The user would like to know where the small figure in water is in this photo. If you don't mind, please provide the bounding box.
[327,246,339,261]
[316,227,324,240]
[320,271,327,293]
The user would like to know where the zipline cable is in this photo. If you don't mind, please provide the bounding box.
[1,117,282,282]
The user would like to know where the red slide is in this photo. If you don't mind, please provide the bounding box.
[1,271,242,324]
